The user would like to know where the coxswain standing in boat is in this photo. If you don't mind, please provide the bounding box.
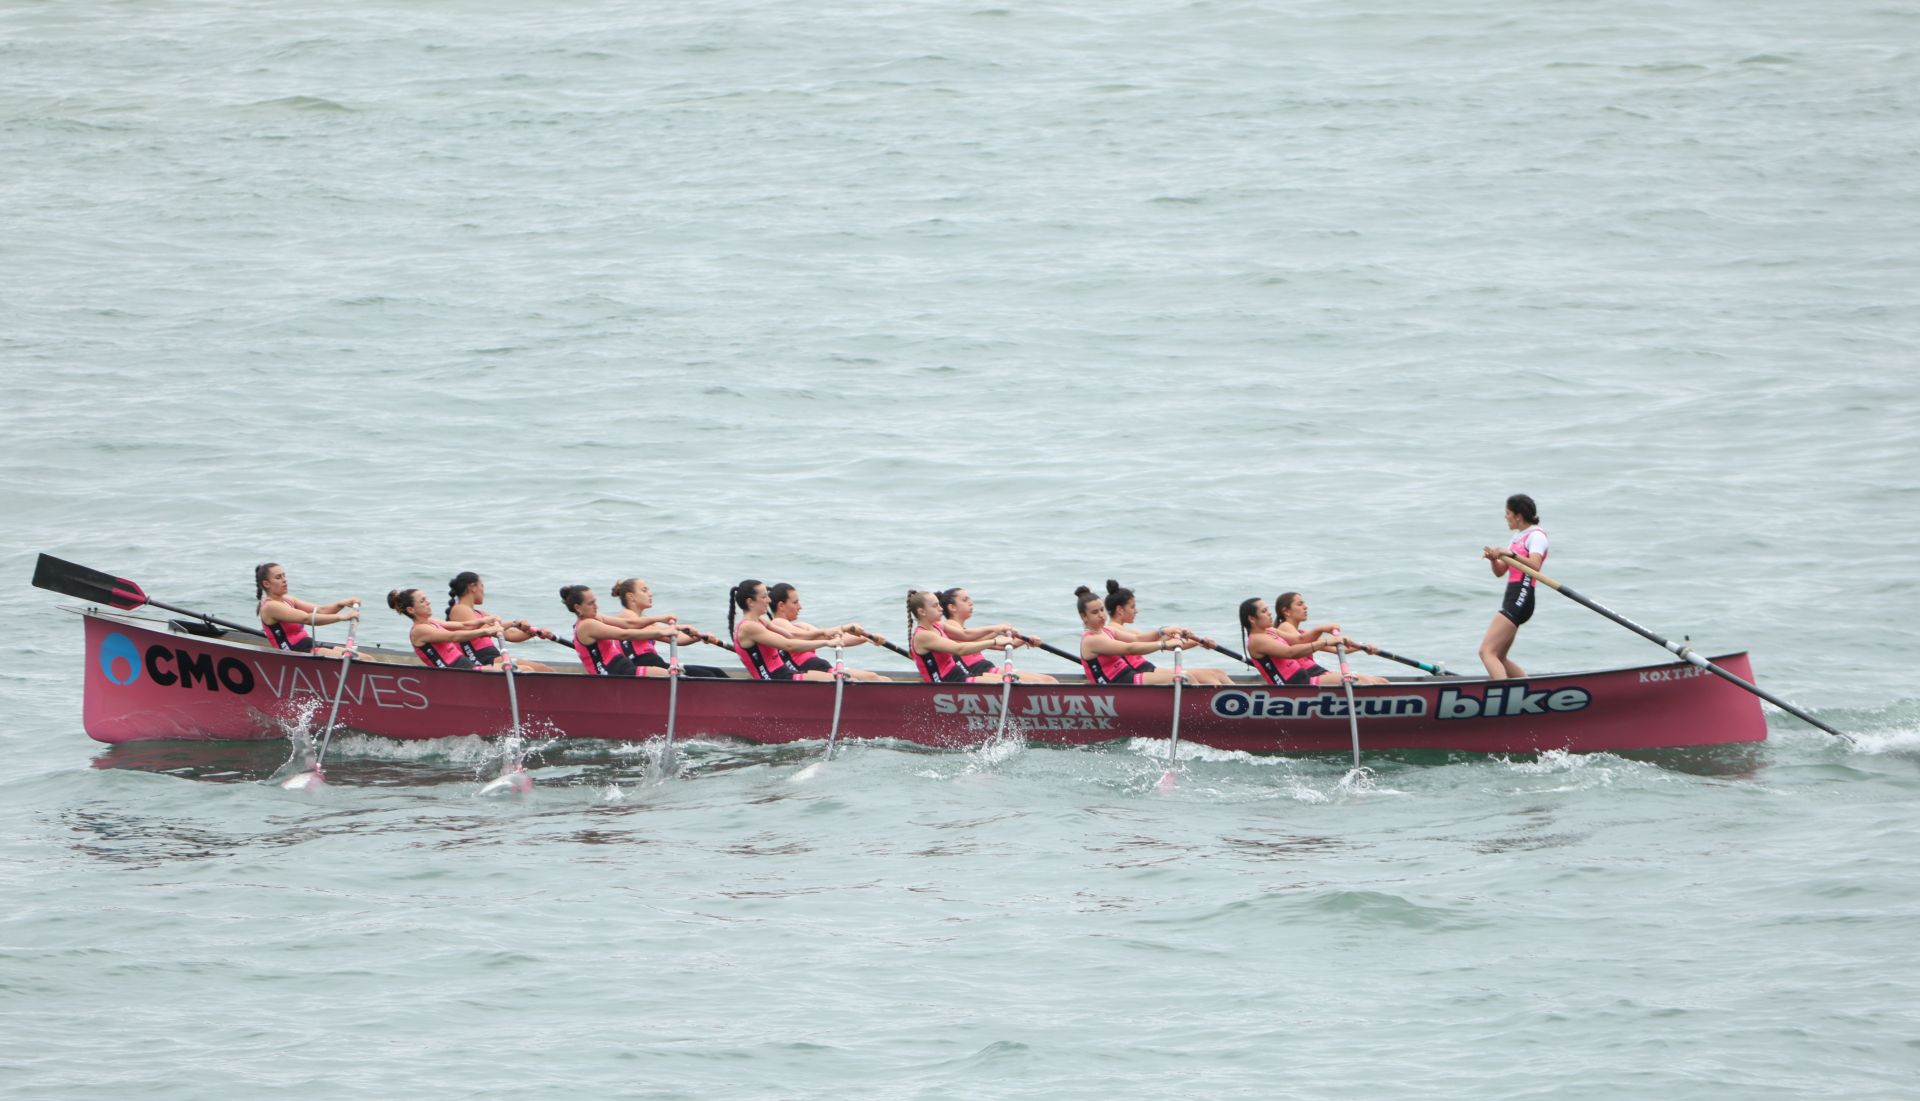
[387,588,507,671]
[1479,493,1548,679]
[444,571,557,672]
[727,580,863,682]
[606,577,730,679]
[560,585,681,677]
[1100,579,1222,662]
[1239,594,1387,686]
[907,590,1052,683]
[765,582,888,681]
[1073,585,1230,686]
[254,562,360,657]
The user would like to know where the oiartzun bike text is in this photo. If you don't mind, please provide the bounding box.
[1211,683,1593,721]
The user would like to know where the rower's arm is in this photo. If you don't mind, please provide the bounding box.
[1082,634,1170,658]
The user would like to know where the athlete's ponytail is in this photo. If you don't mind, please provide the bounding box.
[446,571,480,616]
[1506,493,1539,525]
[1103,579,1134,617]
[388,589,419,617]
[728,579,762,642]
[1237,596,1262,661]
[253,562,279,602]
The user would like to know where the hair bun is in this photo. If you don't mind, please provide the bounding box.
[1105,579,1122,594]
[1074,585,1093,598]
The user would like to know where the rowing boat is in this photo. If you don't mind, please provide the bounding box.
[69,606,1768,754]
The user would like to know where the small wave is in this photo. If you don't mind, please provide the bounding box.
[246,95,354,112]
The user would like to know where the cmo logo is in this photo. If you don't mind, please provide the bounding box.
[99,632,142,686]
[98,635,256,695]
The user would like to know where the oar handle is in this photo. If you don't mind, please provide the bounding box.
[1492,551,1563,592]
[1212,643,1255,668]
[1372,648,1449,676]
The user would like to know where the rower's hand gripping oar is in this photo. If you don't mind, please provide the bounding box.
[1156,645,1187,792]
[1494,552,1852,742]
[34,553,269,639]
[280,617,360,791]
[1217,638,1448,678]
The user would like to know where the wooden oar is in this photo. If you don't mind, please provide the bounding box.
[658,637,683,778]
[1155,645,1187,791]
[33,553,267,639]
[1335,640,1362,769]
[1495,552,1852,742]
[279,618,361,791]
[1018,636,1084,668]
[479,651,534,796]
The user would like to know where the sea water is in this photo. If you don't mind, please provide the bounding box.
[3,1,1918,1097]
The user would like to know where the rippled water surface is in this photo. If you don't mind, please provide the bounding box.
[4,1,1918,1097]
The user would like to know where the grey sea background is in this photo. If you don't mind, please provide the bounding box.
[5,1,1919,1097]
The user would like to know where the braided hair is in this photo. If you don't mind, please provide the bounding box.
[728,580,763,643]
[253,562,279,603]
[446,571,480,616]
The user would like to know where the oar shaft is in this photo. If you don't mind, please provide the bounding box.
[824,646,846,761]
[1213,643,1255,668]
[1372,648,1446,675]
[315,621,360,765]
[1337,641,1361,768]
[1495,553,1851,742]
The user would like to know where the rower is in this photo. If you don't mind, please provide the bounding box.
[1100,579,1228,666]
[387,588,507,671]
[606,577,730,678]
[1239,594,1387,686]
[1074,585,1230,685]
[561,585,679,677]
[727,580,858,682]
[1478,493,1548,679]
[444,571,557,672]
[931,587,1057,683]
[255,562,359,656]
[764,582,887,681]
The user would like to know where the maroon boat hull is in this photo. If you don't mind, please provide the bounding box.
[79,611,1768,754]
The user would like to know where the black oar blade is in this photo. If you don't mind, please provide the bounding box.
[32,554,149,610]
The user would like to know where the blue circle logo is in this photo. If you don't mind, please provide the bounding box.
[99,632,141,686]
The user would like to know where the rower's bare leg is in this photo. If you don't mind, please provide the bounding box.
[1479,614,1521,679]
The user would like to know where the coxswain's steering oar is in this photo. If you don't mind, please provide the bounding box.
[1494,553,1852,742]
[479,650,534,796]
[33,553,268,639]
[280,617,360,791]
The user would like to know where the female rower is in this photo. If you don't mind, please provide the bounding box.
[1074,586,1231,686]
[932,587,1058,683]
[1239,594,1388,687]
[764,582,887,681]
[1100,578,1220,656]
[607,577,730,679]
[1478,493,1548,679]
[386,588,506,672]
[560,585,680,677]
[908,590,1055,684]
[727,580,862,682]
[444,571,557,673]
[254,562,360,656]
